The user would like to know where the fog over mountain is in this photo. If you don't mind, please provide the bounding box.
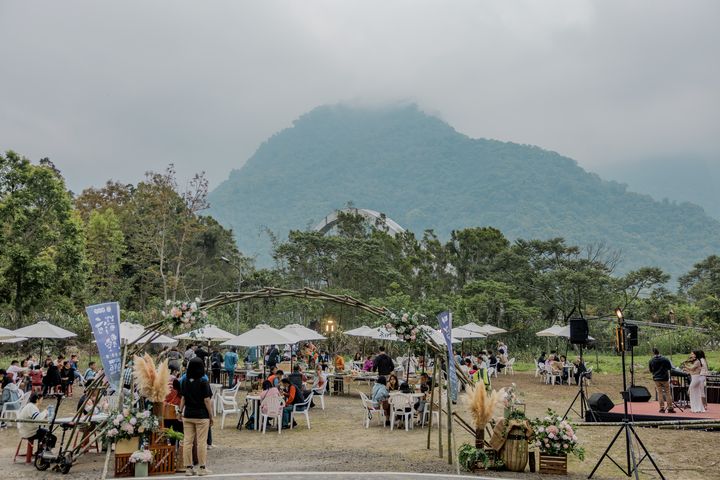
[208,104,720,280]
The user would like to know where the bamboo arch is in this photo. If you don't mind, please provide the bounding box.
[51,286,472,475]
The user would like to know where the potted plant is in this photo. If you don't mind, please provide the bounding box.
[531,409,585,475]
[129,449,153,477]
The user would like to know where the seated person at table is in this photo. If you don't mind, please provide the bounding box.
[29,365,44,393]
[260,379,283,424]
[318,350,330,371]
[17,393,48,446]
[280,378,304,428]
[371,376,391,426]
[362,355,374,372]
[312,365,327,393]
[559,355,569,383]
[497,352,507,372]
[572,357,587,384]
[288,365,311,400]
[419,373,433,393]
[0,377,21,417]
[334,353,345,372]
[387,373,400,391]
[488,351,498,370]
[468,364,479,380]
[59,361,76,395]
[538,352,547,366]
[353,352,362,362]
[267,369,282,388]
[461,359,471,376]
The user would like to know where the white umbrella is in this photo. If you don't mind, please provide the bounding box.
[368,326,400,341]
[451,322,488,339]
[14,320,77,357]
[221,324,300,347]
[556,325,595,341]
[536,325,564,337]
[344,325,375,337]
[0,336,28,344]
[419,325,461,345]
[280,324,326,342]
[481,323,507,335]
[13,321,76,339]
[0,326,22,341]
[175,324,235,342]
[120,322,177,345]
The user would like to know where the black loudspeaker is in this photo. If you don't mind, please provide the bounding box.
[588,393,615,412]
[625,325,639,349]
[622,386,652,403]
[569,318,589,344]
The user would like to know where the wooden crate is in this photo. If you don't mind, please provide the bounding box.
[539,453,567,475]
[114,453,133,478]
[149,444,176,475]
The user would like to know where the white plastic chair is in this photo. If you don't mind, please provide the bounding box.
[1,391,30,428]
[259,395,284,434]
[359,392,385,428]
[290,392,313,429]
[389,394,414,431]
[312,383,327,410]
[219,389,241,429]
[505,358,515,375]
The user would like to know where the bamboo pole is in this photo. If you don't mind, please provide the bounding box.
[426,354,438,450]
[437,356,443,458]
[445,357,454,465]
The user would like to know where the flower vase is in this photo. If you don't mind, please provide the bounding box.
[134,461,149,477]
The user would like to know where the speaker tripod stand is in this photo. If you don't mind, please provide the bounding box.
[563,372,594,422]
[589,316,664,480]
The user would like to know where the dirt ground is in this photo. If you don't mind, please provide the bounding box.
[1,371,717,479]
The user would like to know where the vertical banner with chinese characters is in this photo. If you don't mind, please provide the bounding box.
[85,302,122,390]
[437,310,458,401]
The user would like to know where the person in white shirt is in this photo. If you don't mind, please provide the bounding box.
[6,360,24,380]
[18,393,48,440]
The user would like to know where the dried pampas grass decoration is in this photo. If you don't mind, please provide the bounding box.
[133,353,170,403]
[465,384,501,430]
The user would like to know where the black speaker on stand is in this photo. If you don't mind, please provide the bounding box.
[563,316,593,421]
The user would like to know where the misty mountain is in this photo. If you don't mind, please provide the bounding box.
[207,104,720,280]
[595,156,720,221]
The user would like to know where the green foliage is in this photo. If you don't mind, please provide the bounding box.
[0,151,87,320]
[458,443,489,471]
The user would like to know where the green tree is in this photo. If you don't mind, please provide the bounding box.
[679,255,720,330]
[0,152,86,320]
[85,208,127,303]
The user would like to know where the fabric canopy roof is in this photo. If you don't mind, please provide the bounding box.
[280,324,326,342]
[175,324,235,342]
[221,324,300,347]
[13,321,76,339]
[120,322,177,345]
[451,322,488,339]
[0,326,23,341]
[344,325,375,337]
[536,325,564,337]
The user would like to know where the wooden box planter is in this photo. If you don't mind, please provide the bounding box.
[114,453,133,478]
[539,452,567,475]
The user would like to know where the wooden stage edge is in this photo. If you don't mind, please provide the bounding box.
[586,401,720,424]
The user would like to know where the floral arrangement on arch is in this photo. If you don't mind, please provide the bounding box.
[104,407,160,441]
[531,409,585,460]
[383,312,422,343]
[163,298,207,329]
[501,383,524,415]
[129,449,153,464]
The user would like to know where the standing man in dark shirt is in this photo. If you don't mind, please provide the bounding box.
[649,348,674,413]
[372,346,395,376]
[266,345,280,369]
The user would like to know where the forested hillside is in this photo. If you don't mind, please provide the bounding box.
[208,104,720,280]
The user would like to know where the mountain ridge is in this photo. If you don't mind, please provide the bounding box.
[208,104,720,280]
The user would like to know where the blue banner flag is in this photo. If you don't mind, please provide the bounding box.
[437,310,458,401]
[85,302,122,390]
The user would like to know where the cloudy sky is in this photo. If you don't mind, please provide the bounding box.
[1,1,718,201]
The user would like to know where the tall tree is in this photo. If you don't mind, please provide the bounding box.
[85,208,127,303]
[0,151,86,320]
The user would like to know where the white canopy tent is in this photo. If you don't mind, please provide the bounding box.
[480,323,507,335]
[13,320,77,357]
[280,324,326,342]
[536,325,564,337]
[175,324,235,342]
[0,326,24,343]
[418,325,461,345]
[221,324,300,347]
[451,322,488,339]
[344,325,375,337]
[120,322,177,345]
[13,321,77,339]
